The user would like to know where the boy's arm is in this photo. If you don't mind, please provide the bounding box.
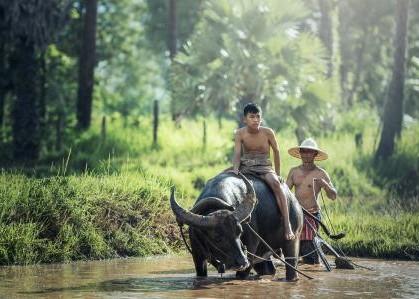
[316,170,337,200]
[231,130,242,174]
[267,129,281,176]
[286,168,295,190]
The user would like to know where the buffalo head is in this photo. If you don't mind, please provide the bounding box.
[170,173,257,271]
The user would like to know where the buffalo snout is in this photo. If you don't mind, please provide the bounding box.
[229,254,249,271]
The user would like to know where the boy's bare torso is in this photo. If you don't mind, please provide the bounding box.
[238,126,271,154]
[287,166,329,213]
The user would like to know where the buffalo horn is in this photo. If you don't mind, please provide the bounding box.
[170,187,219,227]
[233,172,257,222]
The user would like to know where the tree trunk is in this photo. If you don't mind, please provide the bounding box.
[153,99,159,147]
[55,112,63,152]
[101,115,106,144]
[76,0,98,130]
[168,0,177,122]
[0,39,11,139]
[39,50,47,124]
[294,127,306,145]
[11,37,40,160]
[338,1,351,106]
[0,42,5,130]
[0,90,4,136]
[202,119,207,151]
[345,33,368,107]
[376,0,409,160]
[168,0,177,60]
[318,0,333,78]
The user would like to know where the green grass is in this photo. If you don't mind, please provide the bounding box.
[320,195,419,260]
[0,171,181,265]
[0,115,418,265]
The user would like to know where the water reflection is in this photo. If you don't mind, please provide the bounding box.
[0,254,417,298]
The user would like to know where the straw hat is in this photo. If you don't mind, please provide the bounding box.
[288,138,328,161]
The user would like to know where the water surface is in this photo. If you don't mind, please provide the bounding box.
[0,254,418,298]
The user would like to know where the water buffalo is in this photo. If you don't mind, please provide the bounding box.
[170,172,303,281]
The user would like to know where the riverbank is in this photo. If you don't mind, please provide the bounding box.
[0,117,418,265]
[0,172,181,265]
[0,170,417,265]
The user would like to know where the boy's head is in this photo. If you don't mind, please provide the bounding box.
[243,103,261,116]
[243,103,262,129]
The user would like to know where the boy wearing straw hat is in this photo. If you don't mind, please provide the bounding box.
[286,138,337,264]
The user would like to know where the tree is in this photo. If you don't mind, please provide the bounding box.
[338,0,394,108]
[0,15,12,134]
[144,0,203,123]
[76,0,98,130]
[376,0,410,159]
[168,0,177,60]
[0,0,72,160]
[173,0,332,136]
[144,0,203,54]
[318,0,334,77]
[94,0,167,125]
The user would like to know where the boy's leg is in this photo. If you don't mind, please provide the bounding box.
[263,173,295,240]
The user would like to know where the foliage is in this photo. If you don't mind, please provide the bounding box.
[143,0,204,54]
[357,124,419,200]
[173,0,335,129]
[95,0,168,120]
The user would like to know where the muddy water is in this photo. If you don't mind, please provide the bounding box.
[0,254,418,298]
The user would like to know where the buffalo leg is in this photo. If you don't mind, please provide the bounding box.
[190,232,208,277]
[236,267,252,279]
[283,240,300,281]
[253,260,276,276]
[191,249,207,276]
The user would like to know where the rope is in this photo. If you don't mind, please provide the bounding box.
[179,224,193,254]
[247,251,270,262]
[245,223,314,280]
[319,189,374,271]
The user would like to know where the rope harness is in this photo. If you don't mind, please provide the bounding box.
[176,174,373,281]
[178,221,313,280]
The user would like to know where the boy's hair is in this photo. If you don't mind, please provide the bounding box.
[243,103,261,116]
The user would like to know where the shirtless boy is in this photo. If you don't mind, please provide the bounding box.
[286,138,337,263]
[230,103,295,240]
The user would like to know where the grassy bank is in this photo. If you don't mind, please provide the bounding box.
[0,116,418,265]
[0,171,183,265]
